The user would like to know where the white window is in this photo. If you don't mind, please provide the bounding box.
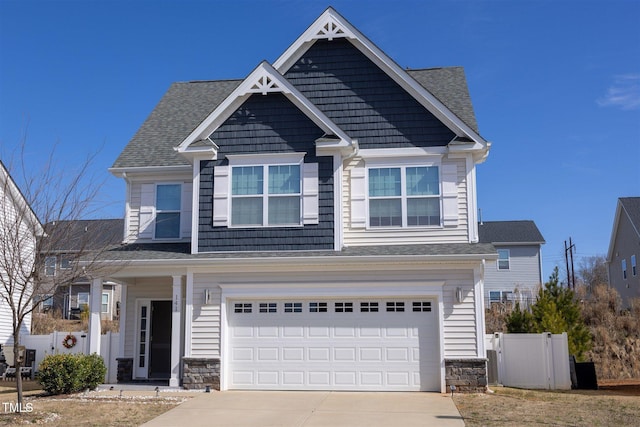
[234,303,252,313]
[632,255,637,276]
[284,302,302,313]
[497,249,510,270]
[231,164,301,226]
[44,256,56,276]
[386,301,405,312]
[489,291,501,302]
[101,293,109,313]
[368,166,440,227]
[360,302,379,312]
[77,292,89,310]
[155,184,181,238]
[335,302,353,312]
[412,301,431,312]
[622,259,627,280]
[60,257,72,270]
[309,302,328,312]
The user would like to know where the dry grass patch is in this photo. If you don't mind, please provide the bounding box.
[454,386,640,427]
[0,389,187,426]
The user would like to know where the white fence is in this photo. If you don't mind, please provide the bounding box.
[486,332,571,390]
[19,332,119,383]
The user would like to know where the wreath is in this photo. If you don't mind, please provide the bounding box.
[62,334,77,349]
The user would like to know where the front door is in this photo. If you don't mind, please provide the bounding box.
[134,299,172,379]
[149,300,172,379]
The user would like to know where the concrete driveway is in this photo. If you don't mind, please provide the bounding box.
[141,390,464,427]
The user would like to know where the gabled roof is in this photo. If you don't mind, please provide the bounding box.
[44,219,124,252]
[478,221,545,245]
[274,7,486,147]
[0,160,44,235]
[112,67,482,169]
[607,197,640,261]
[112,7,488,171]
[176,61,352,156]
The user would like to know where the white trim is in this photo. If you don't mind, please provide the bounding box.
[133,299,151,379]
[118,284,127,358]
[227,152,305,165]
[176,62,352,154]
[184,272,194,357]
[191,160,202,254]
[170,275,183,387]
[359,147,446,159]
[474,262,486,358]
[272,7,488,149]
[109,165,190,177]
[333,154,343,250]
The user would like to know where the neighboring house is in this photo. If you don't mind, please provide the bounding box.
[607,197,640,308]
[478,220,545,309]
[0,160,43,343]
[88,8,496,392]
[36,219,124,321]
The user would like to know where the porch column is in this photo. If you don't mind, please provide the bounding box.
[170,275,183,387]
[88,277,103,354]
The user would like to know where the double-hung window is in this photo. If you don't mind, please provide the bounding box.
[155,184,181,238]
[497,249,510,270]
[368,166,440,227]
[231,163,301,226]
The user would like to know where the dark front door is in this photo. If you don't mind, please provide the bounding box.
[149,300,172,379]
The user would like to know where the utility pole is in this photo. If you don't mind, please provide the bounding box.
[564,238,576,289]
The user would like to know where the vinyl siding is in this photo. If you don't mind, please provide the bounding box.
[343,157,469,245]
[442,270,478,358]
[0,178,36,343]
[191,274,221,357]
[125,179,192,243]
[484,245,542,300]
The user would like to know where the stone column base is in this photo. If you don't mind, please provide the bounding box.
[182,357,220,390]
[445,358,488,393]
[116,358,133,383]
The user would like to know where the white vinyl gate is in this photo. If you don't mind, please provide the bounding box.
[227,298,439,391]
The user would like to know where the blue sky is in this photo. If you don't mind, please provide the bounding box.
[1,0,639,280]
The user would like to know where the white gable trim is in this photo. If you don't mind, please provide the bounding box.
[176,61,352,155]
[273,7,488,152]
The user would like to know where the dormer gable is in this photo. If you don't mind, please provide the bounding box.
[176,61,354,158]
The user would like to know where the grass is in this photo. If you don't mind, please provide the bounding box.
[0,382,188,426]
[454,385,640,427]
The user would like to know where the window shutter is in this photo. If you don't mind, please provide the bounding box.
[181,183,192,238]
[441,163,459,227]
[350,166,366,228]
[213,166,229,227]
[302,162,319,225]
[139,184,155,238]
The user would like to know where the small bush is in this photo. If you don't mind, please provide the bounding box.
[38,353,107,395]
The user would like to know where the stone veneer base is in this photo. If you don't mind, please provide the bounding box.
[182,357,220,390]
[445,358,488,393]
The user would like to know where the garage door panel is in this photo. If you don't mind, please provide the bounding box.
[228,298,439,391]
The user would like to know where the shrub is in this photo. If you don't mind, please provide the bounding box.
[38,353,107,395]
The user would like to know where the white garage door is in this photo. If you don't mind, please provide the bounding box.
[227,298,440,391]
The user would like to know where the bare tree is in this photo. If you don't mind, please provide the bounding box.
[577,255,609,292]
[1,141,116,410]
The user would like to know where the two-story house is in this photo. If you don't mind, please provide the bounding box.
[0,160,42,343]
[607,197,640,308]
[36,219,123,321]
[88,8,495,393]
[478,220,545,309]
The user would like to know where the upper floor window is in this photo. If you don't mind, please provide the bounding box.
[231,164,301,226]
[622,259,627,280]
[44,256,56,276]
[368,166,440,227]
[155,184,181,238]
[497,249,510,270]
[632,255,637,277]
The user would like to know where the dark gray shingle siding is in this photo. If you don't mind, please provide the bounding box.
[211,93,326,154]
[478,221,545,244]
[198,93,334,251]
[284,39,455,149]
